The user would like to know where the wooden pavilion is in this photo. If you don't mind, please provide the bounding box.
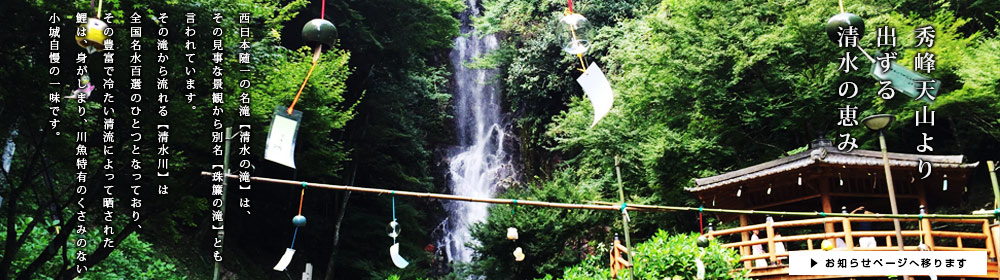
[690,138,992,279]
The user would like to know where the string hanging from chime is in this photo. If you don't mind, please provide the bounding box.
[699,206,704,235]
[288,0,338,115]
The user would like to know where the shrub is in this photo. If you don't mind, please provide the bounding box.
[555,231,748,280]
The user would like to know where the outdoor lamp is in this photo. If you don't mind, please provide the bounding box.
[861,113,906,253]
[861,114,895,131]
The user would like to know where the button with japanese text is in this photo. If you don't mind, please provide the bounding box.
[789,251,986,276]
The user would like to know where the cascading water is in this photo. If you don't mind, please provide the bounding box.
[437,0,515,264]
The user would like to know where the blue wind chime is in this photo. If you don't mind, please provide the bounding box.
[273,183,310,271]
[388,193,409,268]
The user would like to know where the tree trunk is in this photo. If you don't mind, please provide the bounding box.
[324,113,368,280]
[323,190,351,280]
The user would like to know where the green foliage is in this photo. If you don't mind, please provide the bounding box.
[0,216,186,279]
[81,233,187,279]
[470,0,1000,278]
[468,173,615,279]
[557,231,748,280]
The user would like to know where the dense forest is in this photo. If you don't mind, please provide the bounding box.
[1,0,998,279]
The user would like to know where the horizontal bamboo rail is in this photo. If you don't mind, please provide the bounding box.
[203,172,996,219]
[589,201,994,219]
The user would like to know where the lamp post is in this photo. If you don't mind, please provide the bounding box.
[861,114,906,253]
[863,114,907,280]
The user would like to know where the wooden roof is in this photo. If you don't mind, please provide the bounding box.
[688,143,978,193]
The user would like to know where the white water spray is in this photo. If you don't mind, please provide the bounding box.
[438,0,515,264]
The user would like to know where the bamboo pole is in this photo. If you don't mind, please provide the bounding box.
[590,201,994,219]
[613,155,635,280]
[199,173,997,219]
[843,218,854,250]
[989,161,999,209]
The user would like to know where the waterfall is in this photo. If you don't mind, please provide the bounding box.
[438,0,515,264]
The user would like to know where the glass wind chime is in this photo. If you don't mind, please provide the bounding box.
[557,1,614,128]
[387,194,409,268]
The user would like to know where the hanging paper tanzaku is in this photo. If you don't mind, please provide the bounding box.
[576,63,614,128]
[273,248,296,271]
[265,105,303,168]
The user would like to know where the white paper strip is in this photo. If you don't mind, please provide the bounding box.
[389,243,409,268]
[273,248,296,271]
[576,62,615,128]
[265,106,302,169]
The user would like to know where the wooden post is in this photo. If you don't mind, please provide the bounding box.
[820,178,835,237]
[740,215,751,269]
[807,239,814,250]
[920,205,934,250]
[842,218,854,250]
[767,219,776,264]
[983,220,996,259]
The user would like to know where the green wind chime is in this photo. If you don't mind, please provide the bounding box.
[264,0,338,169]
[269,0,338,270]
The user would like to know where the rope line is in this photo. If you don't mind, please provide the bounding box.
[202,172,997,220]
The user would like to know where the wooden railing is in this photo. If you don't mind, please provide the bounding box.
[702,217,996,269]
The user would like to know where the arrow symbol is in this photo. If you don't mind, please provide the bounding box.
[811,258,818,268]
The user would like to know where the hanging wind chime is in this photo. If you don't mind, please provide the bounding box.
[388,193,410,268]
[273,182,311,271]
[265,0,338,169]
[559,0,614,128]
[508,200,525,262]
[76,0,108,54]
[825,0,865,44]
[694,207,708,280]
[695,235,709,280]
[70,0,107,103]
